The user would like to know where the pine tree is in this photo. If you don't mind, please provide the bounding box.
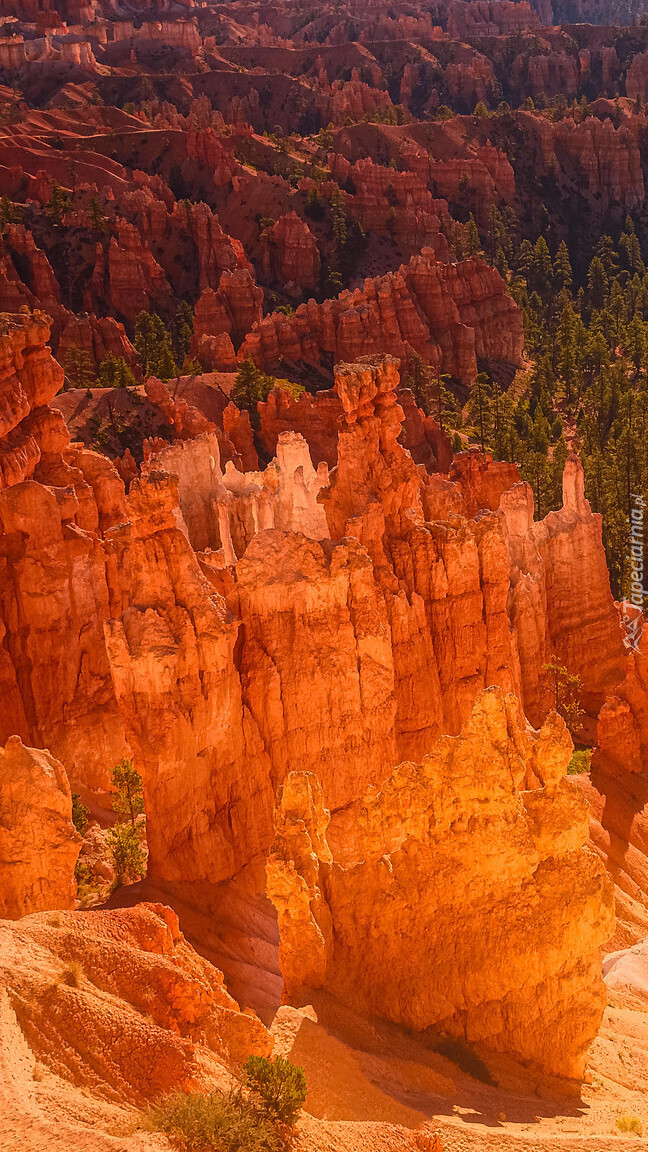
[232,360,304,427]
[110,757,144,828]
[107,822,146,886]
[490,385,514,460]
[595,235,621,281]
[619,215,644,275]
[622,308,641,375]
[157,335,178,381]
[543,657,584,735]
[232,358,270,422]
[171,301,194,365]
[529,236,553,295]
[134,311,168,377]
[98,355,136,389]
[553,241,572,292]
[63,346,96,390]
[45,181,72,225]
[402,354,431,413]
[468,372,492,457]
[88,197,106,232]
[586,256,609,314]
[466,214,481,256]
[0,195,22,227]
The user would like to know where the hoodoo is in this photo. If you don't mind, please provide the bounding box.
[4,2,648,1148]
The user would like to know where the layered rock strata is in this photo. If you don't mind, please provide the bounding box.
[0,903,271,1105]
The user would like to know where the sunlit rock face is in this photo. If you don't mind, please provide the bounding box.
[267,686,615,1083]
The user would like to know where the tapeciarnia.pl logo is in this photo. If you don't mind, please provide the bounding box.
[621,492,647,652]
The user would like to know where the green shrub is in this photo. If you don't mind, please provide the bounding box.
[97,355,136,389]
[243,1056,307,1127]
[617,1115,643,1135]
[146,1089,281,1151]
[567,749,591,775]
[232,361,304,427]
[71,793,89,835]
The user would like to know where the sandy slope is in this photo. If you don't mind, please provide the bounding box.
[3,984,648,1152]
[3,911,648,1152]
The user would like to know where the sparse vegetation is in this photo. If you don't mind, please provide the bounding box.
[107,758,146,886]
[617,1115,643,1135]
[146,1058,307,1150]
[146,1088,281,1151]
[71,793,89,835]
[106,820,146,886]
[44,181,73,225]
[63,346,96,392]
[97,355,137,390]
[59,961,83,988]
[543,656,585,736]
[232,360,304,427]
[567,749,591,775]
[110,757,144,827]
[134,311,177,380]
[243,1055,308,1128]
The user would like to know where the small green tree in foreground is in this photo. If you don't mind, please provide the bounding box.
[146,1088,281,1151]
[146,1056,307,1150]
[243,1055,307,1128]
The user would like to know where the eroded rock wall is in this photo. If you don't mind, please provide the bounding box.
[0,736,80,918]
[267,687,615,1083]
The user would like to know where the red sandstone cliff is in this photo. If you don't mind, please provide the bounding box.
[260,211,320,295]
[240,252,524,383]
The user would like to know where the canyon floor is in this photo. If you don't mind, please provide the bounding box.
[3,985,648,1152]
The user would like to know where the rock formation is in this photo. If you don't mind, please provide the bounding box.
[0,321,634,918]
[102,469,274,889]
[240,252,524,384]
[0,736,80,919]
[324,154,450,253]
[502,454,627,730]
[84,221,174,324]
[0,311,127,790]
[141,428,329,559]
[519,110,645,214]
[261,212,320,295]
[5,3,648,1137]
[0,903,270,1105]
[447,0,540,37]
[512,50,579,100]
[267,686,614,1083]
[58,313,138,370]
[258,385,342,468]
[625,50,648,102]
[192,269,264,366]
